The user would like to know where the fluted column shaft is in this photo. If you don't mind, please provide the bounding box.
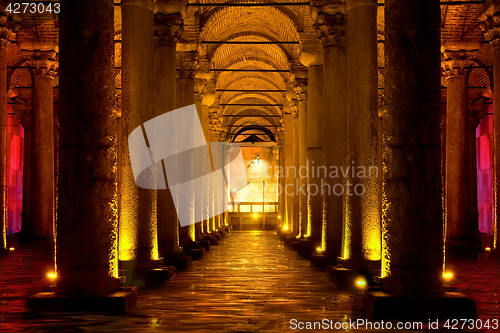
[0,20,10,250]
[283,112,294,232]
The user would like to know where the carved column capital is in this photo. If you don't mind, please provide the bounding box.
[154,13,183,46]
[177,51,198,80]
[468,108,485,128]
[441,50,476,79]
[290,99,299,117]
[0,14,13,49]
[24,50,58,79]
[314,13,346,48]
[194,78,207,102]
[480,8,500,49]
[292,78,308,101]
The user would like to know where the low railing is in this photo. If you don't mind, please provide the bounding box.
[228,201,278,213]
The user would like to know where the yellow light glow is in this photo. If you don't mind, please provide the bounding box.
[47,272,57,280]
[282,226,288,231]
[9,247,14,251]
[278,215,281,219]
[443,272,454,280]
[254,214,258,218]
[485,247,491,252]
[316,247,323,253]
[355,277,367,289]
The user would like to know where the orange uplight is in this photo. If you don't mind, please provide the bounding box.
[47,272,57,280]
[316,247,323,253]
[282,226,288,231]
[8,247,14,251]
[355,277,367,289]
[253,214,258,218]
[278,215,281,219]
[485,247,491,252]
[443,272,453,280]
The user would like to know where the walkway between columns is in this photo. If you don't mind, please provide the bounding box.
[0,232,499,331]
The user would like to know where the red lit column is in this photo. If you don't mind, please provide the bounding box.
[23,49,57,240]
[469,109,484,239]
[442,48,476,244]
[383,0,443,294]
[481,8,500,251]
[57,0,118,293]
[154,12,183,258]
[315,9,347,258]
[0,18,11,251]
[120,0,158,268]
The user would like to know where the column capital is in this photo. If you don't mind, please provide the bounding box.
[468,108,485,128]
[177,51,198,80]
[441,49,477,79]
[480,6,500,49]
[314,13,346,48]
[23,50,58,79]
[0,15,13,49]
[154,13,183,46]
[292,78,308,101]
[194,78,207,102]
[290,99,299,117]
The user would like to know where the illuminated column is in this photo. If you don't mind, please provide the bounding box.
[345,0,380,265]
[292,76,308,238]
[154,12,183,258]
[120,0,158,268]
[316,10,346,258]
[23,48,57,239]
[469,109,484,239]
[442,48,476,243]
[301,56,324,244]
[202,89,215,234]
[209,119,218,232]
[480,9,500,251]
[291,100,300,238]
[383,0,443,294]
[18,111,31,238]
[177,50,198,243]
[277,130,285,228]
[57,0,119,293]
[283,111,294,233]
[0,17,10,251]
[194,78,208,239]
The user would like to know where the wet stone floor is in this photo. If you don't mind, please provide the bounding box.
[0,231,499,332]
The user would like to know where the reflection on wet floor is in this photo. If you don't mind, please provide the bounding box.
[0,231,499,332]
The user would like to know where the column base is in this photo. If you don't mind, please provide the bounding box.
[162,255,193,270]
[185,246,205,260]
[284,235,299,247]
[211,232,222,241]
[199,239,211,251]
[478,252,499,262]
[310,253,337,268]
[328,266,379,290]
[363,291,476,320]
[24,286,138,315]
[7,234,19,250]
[120,267,176,289]
[292,239,318,257]
[204,234,218,245]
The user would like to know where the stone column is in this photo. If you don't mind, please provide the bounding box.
[18,111,31,238]
[283,112,294,232]
[277,130,285,228]
[23,48,57,239]
[345,0,380,265]
[315,10,347,258]
[120,0,157,268]
[469,109,484,239]
[0,16,10,251]
[177,50,198,244]
[194,78,207,240]
[383,0,443,294]
[291,101,300,238]
[442,48,476,243]
[154,12,183,258]
[202,89,215,234]
[292,77,308,238]
[480,8,500,251]
[301,56,324,245]
[57,0,118,294]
